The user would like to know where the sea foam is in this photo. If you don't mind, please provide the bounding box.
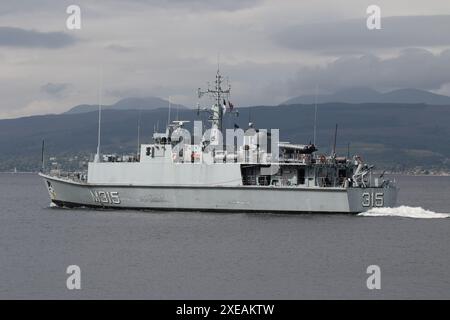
[358,206,449,219]
[49,202,59,208]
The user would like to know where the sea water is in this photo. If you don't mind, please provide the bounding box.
[0,173,449,299]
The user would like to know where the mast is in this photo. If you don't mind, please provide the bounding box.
[197,67,231,133]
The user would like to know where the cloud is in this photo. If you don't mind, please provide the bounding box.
[2,1,450,119]
[127,0,263,12]
[0,1,57,15]
[286,48,450,95]
[0,0,264,17]
[105,44,136,53]
[274,15,450,52]
[41,82,70,97]
[13,99,64,118]
[0,26,77,48]
[106,88,145,98]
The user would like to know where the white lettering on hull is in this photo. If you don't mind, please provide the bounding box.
[362,192,384,207]
[90,190,121,204]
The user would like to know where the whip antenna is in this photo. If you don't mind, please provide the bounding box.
[137,109,141,158]
[94,66,103,163]
[41,139,45,172]
[313,84,318,146]
[167,96,171,127]
[332,123,338,157]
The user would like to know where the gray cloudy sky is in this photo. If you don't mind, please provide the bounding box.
[1,0,450,118]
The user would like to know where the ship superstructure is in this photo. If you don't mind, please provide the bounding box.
[40,70,397,213]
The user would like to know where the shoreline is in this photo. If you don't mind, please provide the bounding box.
[2,171,450,177]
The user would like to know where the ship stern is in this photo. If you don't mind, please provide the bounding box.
[347,185,398,213]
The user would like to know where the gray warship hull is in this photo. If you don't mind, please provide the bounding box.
[40,173,398,213]
[39,70,399,214]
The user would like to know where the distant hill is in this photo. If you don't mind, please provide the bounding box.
[65,97,186,114]
[2,103,450,172]
[281,88,450,105]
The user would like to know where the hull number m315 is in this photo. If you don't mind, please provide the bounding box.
[90,190,121,204]
[362,192,384,207]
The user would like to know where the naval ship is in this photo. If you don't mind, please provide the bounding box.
[40,70,397,213]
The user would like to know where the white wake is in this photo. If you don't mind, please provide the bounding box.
[358,206,449,219]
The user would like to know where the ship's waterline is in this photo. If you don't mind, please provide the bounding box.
[41,173,397,213]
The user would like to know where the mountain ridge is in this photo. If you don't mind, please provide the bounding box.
[281,88,450,105]
[65,96,186,114]
[2,102,450,172]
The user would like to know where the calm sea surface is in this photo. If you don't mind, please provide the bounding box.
[0,173,449,299]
